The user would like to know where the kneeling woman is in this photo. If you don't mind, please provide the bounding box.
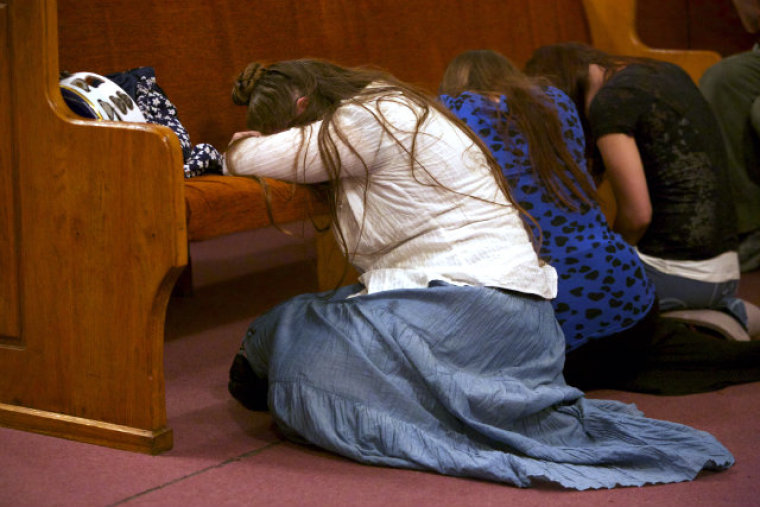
[223,58,731,489]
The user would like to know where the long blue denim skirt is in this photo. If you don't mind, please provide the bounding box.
[240,281,732,489]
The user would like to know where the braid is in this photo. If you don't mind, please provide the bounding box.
[232,62,268,106]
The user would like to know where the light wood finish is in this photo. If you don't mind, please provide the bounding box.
[583,0,722,83]
[315,226,360,292]
[0,0,187,453]
[184,175,329,242]
[596,176,618,226]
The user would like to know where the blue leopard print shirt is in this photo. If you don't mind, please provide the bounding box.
[441,89,655,351]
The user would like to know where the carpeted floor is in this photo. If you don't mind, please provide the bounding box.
[2,227,759,507]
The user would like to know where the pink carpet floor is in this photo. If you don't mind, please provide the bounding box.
[2,227,759,507]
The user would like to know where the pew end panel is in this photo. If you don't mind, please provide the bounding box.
[0,0,187,454]
[583,0,722,84]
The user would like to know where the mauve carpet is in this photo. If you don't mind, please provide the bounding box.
[1,228,759,507]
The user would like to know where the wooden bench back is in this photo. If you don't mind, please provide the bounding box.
[57,0,591,151]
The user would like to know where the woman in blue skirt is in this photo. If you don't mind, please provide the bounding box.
[223,58,732,489]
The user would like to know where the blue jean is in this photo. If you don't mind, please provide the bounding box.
[643,263,748,329]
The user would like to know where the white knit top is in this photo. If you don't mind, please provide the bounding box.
[225,87,556,298]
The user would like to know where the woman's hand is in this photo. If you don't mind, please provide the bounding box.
[228,130,262,147]
[224,131,262,175]
[596,133,652,245]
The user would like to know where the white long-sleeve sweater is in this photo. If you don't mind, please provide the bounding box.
[225,88,556,299]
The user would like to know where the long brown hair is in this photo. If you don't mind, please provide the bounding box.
[230,58,538,274]
[524,42,671,107]
[524,43,660,160]
[440,49,597,210]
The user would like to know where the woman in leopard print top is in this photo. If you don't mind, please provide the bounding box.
[440,50,760,394]
[441,51,653,353]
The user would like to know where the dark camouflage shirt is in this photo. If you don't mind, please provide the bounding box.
[589,62,737,260]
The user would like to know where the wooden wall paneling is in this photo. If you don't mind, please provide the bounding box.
[637,0,757,57]
[0,0,187,454]
[636,0,691,51]
[687,0,757,55]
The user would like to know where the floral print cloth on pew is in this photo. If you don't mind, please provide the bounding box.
[108,66,223,178]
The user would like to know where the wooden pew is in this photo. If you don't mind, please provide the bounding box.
[583,0,722,84]
[1,0,592,454]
